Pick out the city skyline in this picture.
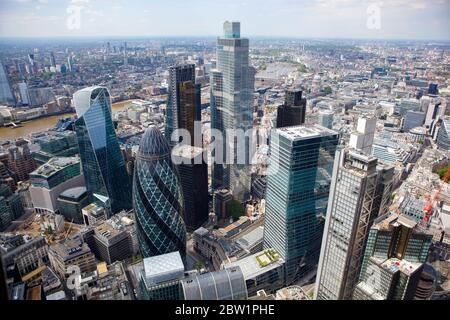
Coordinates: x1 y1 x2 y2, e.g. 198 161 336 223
0 0 449 41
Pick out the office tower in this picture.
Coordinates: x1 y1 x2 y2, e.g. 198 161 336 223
133 126 186 259
165 64 201 147
74 86 132 215
29 157 85 215
0 61 15 106
182 266 248 300
50 51 56 68
18 82 29 105
139 251 185 300
8 140 37 182
263 124 339 284
67 55 73 73
318 110 334 129
403 111 425 132
429 83 438 95
213 188 233 223
349 115 376 155
314 149 394 300
436 118 450 151
172 145 208 231
353 214 433 300
48 235 97 279
27 87 54 107
210 21 255 202
0 162 15 192
56 187 90 224
0 184 24 220
0 195 13 231
276 90 306 128
91 221 133 265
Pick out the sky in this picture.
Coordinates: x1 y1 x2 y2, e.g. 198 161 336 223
0 0 449 40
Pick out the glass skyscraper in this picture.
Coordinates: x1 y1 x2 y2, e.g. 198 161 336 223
263 124 339 285
314 149 394 300
165 64 201 147
210 21 255 202
0 61 15 106
73 86 131 215
133 126 186 259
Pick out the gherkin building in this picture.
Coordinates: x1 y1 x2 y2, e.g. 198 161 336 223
133 126 186 259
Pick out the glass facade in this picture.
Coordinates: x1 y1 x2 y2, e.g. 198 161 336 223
165 64 201 147
437 118 450 151
74 86 132 215
133 127 186 259
0 62 15 106
210 21 255 202
263 125 339 285
315 149 388 300
181 267 248 300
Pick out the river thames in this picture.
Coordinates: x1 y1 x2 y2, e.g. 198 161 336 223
0 100 133 141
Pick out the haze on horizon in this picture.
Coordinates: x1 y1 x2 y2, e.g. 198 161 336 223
0 0 449 41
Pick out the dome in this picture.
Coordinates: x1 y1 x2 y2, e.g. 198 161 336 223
138 126 170 159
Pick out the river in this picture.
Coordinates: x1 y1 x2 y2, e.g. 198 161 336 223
0 100 133 141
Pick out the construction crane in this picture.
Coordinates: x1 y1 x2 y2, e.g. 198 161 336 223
422 165 450 226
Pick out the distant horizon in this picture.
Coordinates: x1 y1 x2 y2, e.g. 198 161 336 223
0 35 449 43
0 0 449 41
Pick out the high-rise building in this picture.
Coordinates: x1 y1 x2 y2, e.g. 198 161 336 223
210 21 255 202
133 126 186 259
213 188 233 223
314 149 394 300
29 157 85 215
49 52 56 68
276 90 306 128
349 116 376 155
403 111 425 132
318 110 334 129
56 187 90 224
73 86 132 215
165 64 201 147
0 61 15 106
353 214 433 300
7 140 37 182
436 118 450 151
263 124 339 284
171 145 208 231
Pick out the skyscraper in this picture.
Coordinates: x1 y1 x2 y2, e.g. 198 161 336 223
263 124 339 285
165 64 201 147
349 115 376 155
210 21 255 202
0 61 15 106
133 126 186 259
276 90 306 128
352 214 433 300
73 86 131 215
172 145 208 231
314 148 394 300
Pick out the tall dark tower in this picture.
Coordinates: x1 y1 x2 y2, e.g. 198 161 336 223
133 126 186 259
276 90 306 128
165 64 201 147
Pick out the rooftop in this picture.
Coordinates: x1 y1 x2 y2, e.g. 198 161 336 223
142 251 185 286
31 157 80 178
225 248 284 279
276 124 338 141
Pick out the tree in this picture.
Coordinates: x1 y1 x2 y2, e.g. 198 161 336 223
227 200 245 221
323 86 332 95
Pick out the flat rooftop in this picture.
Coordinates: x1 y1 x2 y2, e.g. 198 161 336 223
171 145 204 160
381 258 422 276
276 124 338 141
225 248 284 279
31 157 79 178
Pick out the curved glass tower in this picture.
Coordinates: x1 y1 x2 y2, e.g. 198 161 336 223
73 86 131 215
133 126 186 259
